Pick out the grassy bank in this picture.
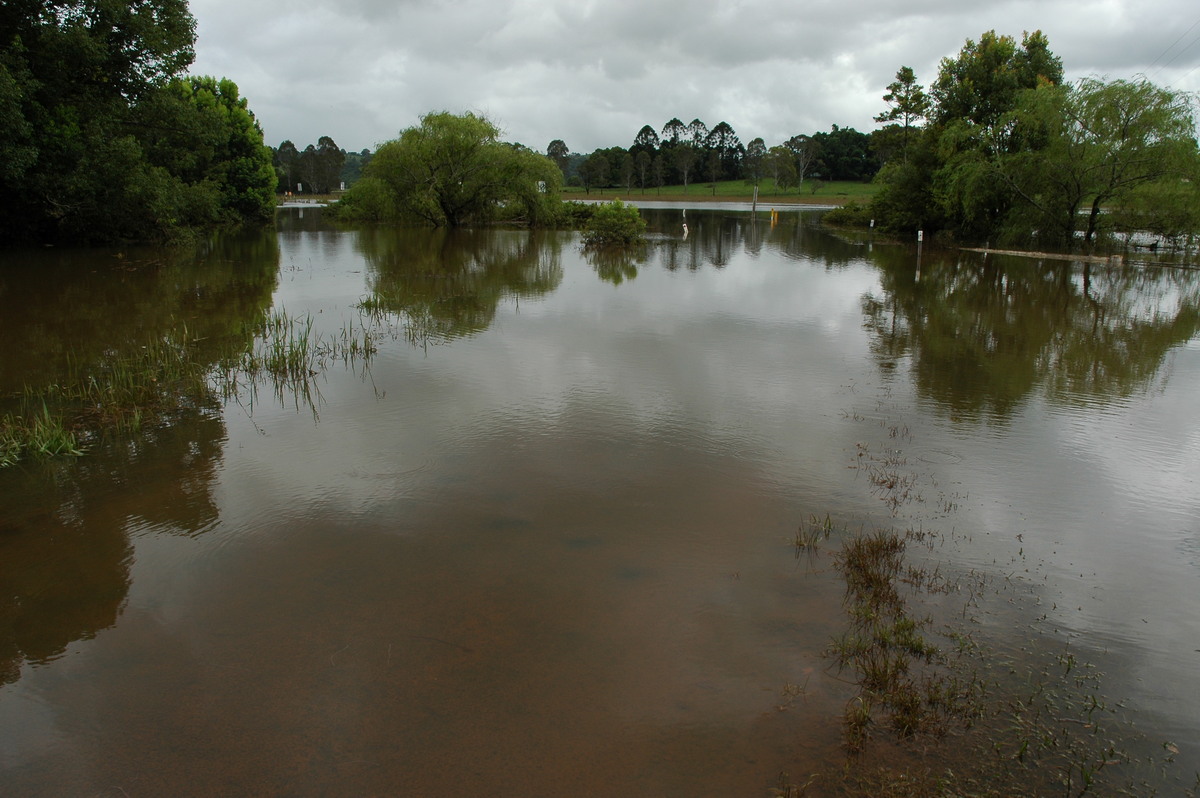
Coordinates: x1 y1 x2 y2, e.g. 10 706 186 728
563 177 879 205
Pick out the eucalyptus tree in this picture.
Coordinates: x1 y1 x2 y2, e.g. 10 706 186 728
275 140 300 192
652 153 666 192
631 125 660 156
546 139 570 174
673 143 700 193
635 151 651 192
766 145 797 191
743 137 767 187
618 152 633 191
580 151 610 193
297 136 345 194
705 121 742 179
705 149 721 193
785 134 818 190
661 118 687 145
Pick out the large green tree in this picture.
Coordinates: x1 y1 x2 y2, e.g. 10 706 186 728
811 126 874 181
343 111 561 227
0 1 274 244
995 77 1200 246
868 31 1200 248
546 139 570 176
930 30 1062 129
868 31 1063 239
135 76 276 221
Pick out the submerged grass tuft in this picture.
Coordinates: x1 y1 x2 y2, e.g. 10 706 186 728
2 308 386 469
1 402 84 464
794 513 834 552
829 527 958 753
803 517 1187 797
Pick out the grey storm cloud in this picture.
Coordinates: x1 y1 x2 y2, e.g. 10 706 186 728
188 0 1200 154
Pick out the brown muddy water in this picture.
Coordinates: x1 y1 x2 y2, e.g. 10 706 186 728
2 207 1199 795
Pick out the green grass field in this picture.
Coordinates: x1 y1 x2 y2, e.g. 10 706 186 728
563 177 879 205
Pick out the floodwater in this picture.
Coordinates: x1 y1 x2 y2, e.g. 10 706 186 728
1 207 1199 795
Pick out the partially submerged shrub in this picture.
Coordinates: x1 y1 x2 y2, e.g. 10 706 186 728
327 177 397 222
824 200 874 227
582 199 646 246
557 200 596 228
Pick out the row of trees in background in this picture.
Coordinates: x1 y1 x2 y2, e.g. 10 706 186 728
270 139 374 195
853 30 1200 248
0 1 277 245
548 119 876 195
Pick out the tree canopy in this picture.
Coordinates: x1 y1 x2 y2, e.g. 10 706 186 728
336 111 562 227
863 30 1200 248
0 1 275 244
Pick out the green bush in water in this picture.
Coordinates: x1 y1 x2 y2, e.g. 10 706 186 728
582 199 647 246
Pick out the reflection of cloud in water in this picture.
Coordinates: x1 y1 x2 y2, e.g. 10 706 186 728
217 235 881 524
9 211 1200 790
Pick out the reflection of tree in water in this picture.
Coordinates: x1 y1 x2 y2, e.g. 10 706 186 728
638 208 863 271
0 389 229 687
583 244 646 285
641 209 736 271
0 230 279 685
356 227 563 346
863 248 1200 419
0 229 280 393
275 205 334 234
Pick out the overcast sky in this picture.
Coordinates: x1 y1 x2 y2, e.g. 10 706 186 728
187 0 1200 154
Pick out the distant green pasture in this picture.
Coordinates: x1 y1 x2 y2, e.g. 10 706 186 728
563 177 879 204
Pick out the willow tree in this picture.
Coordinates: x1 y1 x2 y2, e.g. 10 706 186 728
996 77 1200 246
356 111 561 227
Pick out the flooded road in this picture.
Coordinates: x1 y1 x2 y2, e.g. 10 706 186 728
2 208 1198 794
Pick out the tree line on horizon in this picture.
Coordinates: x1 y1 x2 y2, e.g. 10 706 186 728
546 119 877 195
269 138 373 195
7 3 1193 249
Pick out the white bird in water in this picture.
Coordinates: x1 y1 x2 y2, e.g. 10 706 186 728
682 223 689 239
